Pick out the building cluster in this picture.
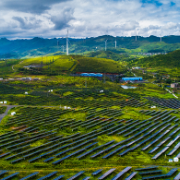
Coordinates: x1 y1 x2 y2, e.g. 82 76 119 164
171 83 180 89
80 73 103 77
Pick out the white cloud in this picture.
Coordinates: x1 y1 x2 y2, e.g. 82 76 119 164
0 0 180 38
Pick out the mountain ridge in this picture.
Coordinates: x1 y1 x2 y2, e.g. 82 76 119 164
1 35 180 59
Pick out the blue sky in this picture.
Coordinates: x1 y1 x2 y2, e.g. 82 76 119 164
141 0 163 7
0 0 179 39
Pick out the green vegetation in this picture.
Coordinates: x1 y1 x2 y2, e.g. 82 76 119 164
0 59 20 78
73 55 125 73
1 52 180 179
131 49 180 68
0 106 6 114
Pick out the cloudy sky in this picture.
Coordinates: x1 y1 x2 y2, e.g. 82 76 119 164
0 0 180 39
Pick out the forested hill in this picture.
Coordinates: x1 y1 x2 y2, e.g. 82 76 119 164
1 35 180 59
131 50 180 68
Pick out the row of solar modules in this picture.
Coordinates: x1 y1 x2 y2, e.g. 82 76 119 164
2 109 180 165
145 97 180 109
0 167 136 180
136 166 179 180
0 118 143 165
96 117 180 160
1 117 180 165
3 118 176 162
1 167 180 180
6 107 123 132
0 117 132 160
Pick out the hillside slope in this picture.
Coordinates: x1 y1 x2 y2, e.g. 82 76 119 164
131 49 180 68
14 55 126 74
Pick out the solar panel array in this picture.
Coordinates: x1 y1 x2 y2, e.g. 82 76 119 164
1 105 180 171
145 97 180 109
1 166 178 180
1 84 180 179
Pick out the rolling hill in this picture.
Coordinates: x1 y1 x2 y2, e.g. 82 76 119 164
14 55 126 75
131 49 180 68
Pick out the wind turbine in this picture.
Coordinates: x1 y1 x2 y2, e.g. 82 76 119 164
57 39 59 53
104 28 109 51
160 29 163 42
66 29 69 55
61 45 65 53
135 27 139 41
115 36 117 49
105 39 108 51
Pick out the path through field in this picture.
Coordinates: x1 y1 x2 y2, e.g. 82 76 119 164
0 105 17 123
2 165 180 174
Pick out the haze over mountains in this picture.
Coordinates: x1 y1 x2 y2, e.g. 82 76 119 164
1 35 180 59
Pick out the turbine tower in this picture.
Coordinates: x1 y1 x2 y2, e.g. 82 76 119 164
135 36 137 41
62 45 64 53
135 28 139 41
160 29 163 42
115 37 117 49
66 30 69 55
105 39 107 51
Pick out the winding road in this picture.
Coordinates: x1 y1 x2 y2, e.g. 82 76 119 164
0 105 17 123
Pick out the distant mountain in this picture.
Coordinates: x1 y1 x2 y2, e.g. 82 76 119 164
1 35 180 59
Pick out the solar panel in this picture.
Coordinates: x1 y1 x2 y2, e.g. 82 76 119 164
37 171 57 180
82 177 90 180
53 175 65 180
92 169 103 176
111 167 131 180
20 172 39 180
174 172 180 180
67 171 85 180
135 166 158 171
166 168 177 176
1 172 19 180
139 170 162 175
152 147 169 160
124 172 137 180
98 168 116 180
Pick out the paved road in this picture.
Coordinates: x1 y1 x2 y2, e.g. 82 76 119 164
0 105 17 123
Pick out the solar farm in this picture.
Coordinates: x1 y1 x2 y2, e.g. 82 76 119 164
1 79 180 180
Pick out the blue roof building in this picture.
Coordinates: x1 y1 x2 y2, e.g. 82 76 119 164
80 73 103 77
122 77 143 81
